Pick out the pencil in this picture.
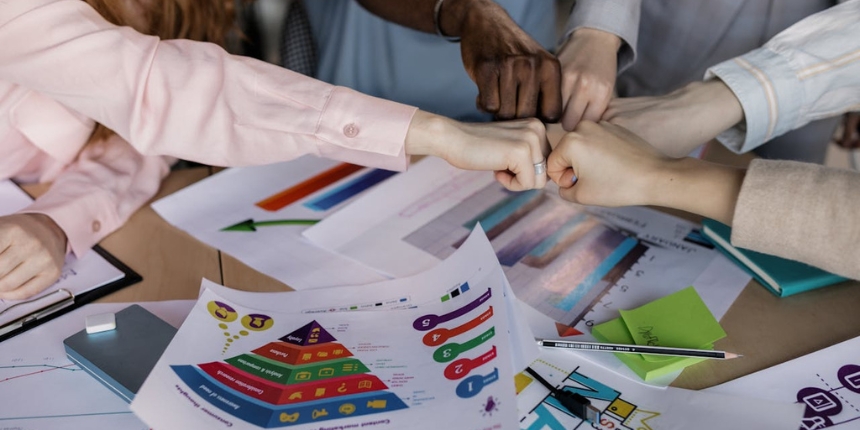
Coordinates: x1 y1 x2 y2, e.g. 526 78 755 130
536 339 742 360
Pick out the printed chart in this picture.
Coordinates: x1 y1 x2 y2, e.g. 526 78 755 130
403 184 648 335
304 157 750 344
151 157 396 289
132 276 519 430
708 336 860 429
172 320 407 427
0 355 144 428
516 348 803 430
0 301 193 430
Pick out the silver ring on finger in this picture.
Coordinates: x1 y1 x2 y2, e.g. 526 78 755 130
534 159 547 176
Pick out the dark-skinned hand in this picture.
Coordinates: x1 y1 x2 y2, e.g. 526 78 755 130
458 1 562 122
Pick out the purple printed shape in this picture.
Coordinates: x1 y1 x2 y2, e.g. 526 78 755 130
797 387 842 417
278 320 337 346
838 364 860 394
484 396 497 413
800 415 833 430
413 288 492 331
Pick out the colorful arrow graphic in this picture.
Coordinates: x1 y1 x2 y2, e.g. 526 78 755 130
221 219 319 232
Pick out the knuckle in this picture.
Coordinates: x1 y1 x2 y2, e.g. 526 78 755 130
524 118 545 134
477 61 500 78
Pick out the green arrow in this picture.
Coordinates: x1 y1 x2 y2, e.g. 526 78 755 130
221 218 319 232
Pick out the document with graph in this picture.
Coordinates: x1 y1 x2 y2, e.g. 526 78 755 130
132 228 526 430
151 156 395 289
303 157 751 381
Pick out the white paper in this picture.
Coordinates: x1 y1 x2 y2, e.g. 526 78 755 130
708 336 860 429
303 158 751 384
517 348 804 430
151 157 391 290
0 300 194 430
0 180 125 327
132 229 526 430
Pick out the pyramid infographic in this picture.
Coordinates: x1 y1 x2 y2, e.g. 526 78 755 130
172 321 408 427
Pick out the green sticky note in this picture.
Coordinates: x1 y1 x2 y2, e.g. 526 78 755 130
590 287 726 381
592 318 708 381
620 286 726 362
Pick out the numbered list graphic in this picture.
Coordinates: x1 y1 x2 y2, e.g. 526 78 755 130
172 320 408 428
414 286 502 415
517 360 660 430
796 364 860 429
404 185 647 336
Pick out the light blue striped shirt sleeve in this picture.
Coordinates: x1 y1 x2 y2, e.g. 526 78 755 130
705 0 860 153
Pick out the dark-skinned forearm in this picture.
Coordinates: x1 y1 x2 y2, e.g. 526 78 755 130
354 0 492 37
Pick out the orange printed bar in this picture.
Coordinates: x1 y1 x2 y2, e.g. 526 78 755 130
200 362 389 405
255 163 364 212
423 306 494 347
253 341 354 366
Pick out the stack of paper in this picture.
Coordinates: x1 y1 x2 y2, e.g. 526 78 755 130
131 229 537 430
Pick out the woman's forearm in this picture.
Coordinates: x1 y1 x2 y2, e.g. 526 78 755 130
649 157 746 225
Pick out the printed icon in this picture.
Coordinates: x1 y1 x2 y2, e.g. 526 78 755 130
337 383 348 393
280 412 299 423
309 327 321 344
343 363 357 372
481 396 499 417
302 353 312 361
358 380 373 389
312 408 329 419
241 313 274 332
802 392 838 412
319 368 335 377
846 370 860 389
296 371 311 381
339 403 356 415
315 388 326 397
288 391 303 400
207 301 238 322
839 366 860 392
333 349 344 356
367 400 387 409
801 416 830 430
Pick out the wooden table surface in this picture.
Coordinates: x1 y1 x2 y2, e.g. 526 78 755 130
24 143 858 391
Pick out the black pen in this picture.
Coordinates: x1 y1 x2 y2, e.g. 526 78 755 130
536 339 742 360
524 366 600 423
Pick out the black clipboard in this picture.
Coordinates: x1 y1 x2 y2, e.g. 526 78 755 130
0 245 141 343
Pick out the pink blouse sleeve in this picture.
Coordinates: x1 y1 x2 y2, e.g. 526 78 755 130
0 0 416 171
21 135 172 257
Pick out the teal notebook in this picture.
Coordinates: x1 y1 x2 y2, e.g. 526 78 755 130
702 219 847 297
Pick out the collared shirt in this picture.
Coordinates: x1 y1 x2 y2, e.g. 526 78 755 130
706 0 860 153
0 0 420 256
706 0 860 279
0 80 171 257
0 0 417 172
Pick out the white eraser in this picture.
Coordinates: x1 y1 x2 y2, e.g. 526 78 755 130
85 312 117 334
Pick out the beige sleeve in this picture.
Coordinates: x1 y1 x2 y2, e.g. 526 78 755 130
731 159 860 280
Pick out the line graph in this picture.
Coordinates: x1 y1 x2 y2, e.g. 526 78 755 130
0 363 80 384
0 356 146 429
